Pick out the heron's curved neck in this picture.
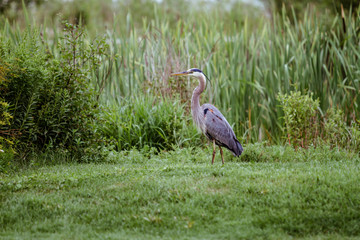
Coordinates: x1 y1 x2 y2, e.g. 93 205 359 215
191 74 206 121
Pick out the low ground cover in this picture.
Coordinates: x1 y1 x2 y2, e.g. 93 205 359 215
1 145 359 239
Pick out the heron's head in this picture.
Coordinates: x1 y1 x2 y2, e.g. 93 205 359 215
170 68 210 83
170 68 204 77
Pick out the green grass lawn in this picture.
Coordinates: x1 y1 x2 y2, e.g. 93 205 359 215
1 145 360 239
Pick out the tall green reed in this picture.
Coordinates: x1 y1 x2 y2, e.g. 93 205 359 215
2 6 359 146
97 7 359 144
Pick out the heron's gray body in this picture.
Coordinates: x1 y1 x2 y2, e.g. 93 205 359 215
171 68 243 163
190 69 243 157
199 103 243 156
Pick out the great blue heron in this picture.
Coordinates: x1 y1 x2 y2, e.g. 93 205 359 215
171 68 243 164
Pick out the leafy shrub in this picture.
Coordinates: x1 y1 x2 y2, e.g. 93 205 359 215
100 95 200 151
0 63 14 153
278 91 360 154
323 108 360 153
0 62 14 171
323 108 349 148
0 148 14 173
0 24 109 162
1 30 49 153
277 91 320 148
0 101 13 149
0 93 14 172
349 121 360 153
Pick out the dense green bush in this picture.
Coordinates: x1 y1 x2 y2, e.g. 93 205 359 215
0 63 13 152
277 91 320 148
0 59 14 171
0 24 109 162
323 108 360 153
278 91 360 153
0 100 13 152
348 121 360 153
323 108 349 148
100 96 201 151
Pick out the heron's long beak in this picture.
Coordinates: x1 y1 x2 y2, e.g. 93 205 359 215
170 71 189 76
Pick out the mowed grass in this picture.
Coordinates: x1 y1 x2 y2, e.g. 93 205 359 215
1 145 360 239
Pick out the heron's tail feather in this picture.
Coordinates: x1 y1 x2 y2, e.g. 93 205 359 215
232 138 243 157
214 135 243 157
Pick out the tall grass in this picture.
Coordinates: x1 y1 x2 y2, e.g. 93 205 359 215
2 5 360 145
99 95 200 151
96 7 360 144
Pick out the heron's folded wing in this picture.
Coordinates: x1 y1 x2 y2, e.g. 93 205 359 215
202 105 236 148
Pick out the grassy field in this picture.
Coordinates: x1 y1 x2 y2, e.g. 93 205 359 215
1 145 360 239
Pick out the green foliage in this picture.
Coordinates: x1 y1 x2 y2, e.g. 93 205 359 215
324 108 360 153
0 101 13 149
0 89 14 172
277 91 320 148
323 108 348 148
278 91 360 153
1 3 360 158
100 96 201 151
0 63 14 153
93 6 360 144
1 29 49 153
0 0 45 15
2 3 360 147
0 148 14 173
0 0 263 36
0 101 11 128
0 146 359 238
349 121 360 153
0 24 109 162
271 0 360 20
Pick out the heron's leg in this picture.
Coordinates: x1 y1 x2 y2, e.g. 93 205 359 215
212 139 216 165
219 146 224 165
